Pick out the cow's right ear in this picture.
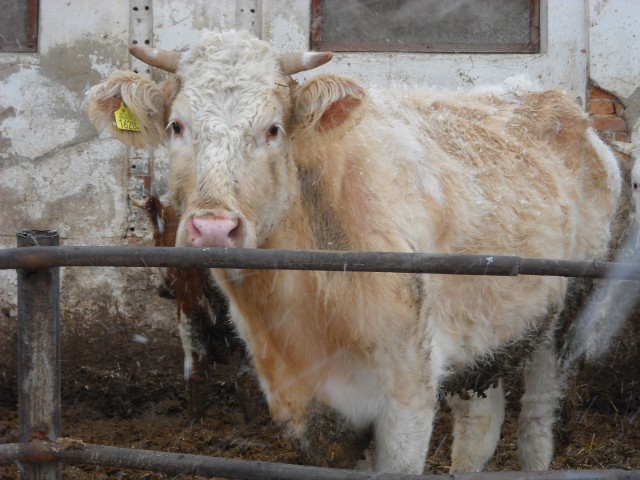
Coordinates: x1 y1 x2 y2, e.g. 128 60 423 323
85 71 169 148
292 74 367 136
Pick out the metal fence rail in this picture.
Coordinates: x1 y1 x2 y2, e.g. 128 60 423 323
1 441 639 480
3 229 640 480
3 244 640 279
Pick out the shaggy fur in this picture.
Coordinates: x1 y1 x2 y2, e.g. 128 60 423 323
86 30 621 474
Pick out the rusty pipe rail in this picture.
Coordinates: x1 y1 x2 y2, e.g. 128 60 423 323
15 230 61 480
2 244 640 279
5 230 640 479
1 440 639 480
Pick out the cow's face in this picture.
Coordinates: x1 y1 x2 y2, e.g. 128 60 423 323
170 34 299 249
87 31 366 249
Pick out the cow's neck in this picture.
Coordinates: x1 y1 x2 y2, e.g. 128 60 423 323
287 132 372 252
296 164 351 251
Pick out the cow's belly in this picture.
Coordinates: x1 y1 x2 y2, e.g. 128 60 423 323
440 319 552 397
428 273 565 368
318 351 390 428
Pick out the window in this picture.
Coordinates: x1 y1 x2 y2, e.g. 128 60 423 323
0 0 39 53
311 0 540 54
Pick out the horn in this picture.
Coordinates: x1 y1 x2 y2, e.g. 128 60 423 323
129 45 180 73
280 51 333 76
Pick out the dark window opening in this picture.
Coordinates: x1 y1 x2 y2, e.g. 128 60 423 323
311 0 540 54
0 0 39 53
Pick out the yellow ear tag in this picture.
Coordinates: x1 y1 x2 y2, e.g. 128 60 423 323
114 102 141 132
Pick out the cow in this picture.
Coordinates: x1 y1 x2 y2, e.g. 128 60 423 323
86 30 621 474
130 194 235 419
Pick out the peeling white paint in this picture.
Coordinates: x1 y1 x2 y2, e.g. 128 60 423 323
589 0 640 100
1 69 81 159
88 52 120 79
38 2 130 56
266 13 309 51
588 0 640 152
0 139 128 240
153 0 235 51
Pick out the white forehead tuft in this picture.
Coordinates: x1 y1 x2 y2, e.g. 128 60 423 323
178 30 283 91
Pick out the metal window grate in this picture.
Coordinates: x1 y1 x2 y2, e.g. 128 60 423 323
311 0 540 54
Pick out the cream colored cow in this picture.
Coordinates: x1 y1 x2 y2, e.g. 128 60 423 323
87 30 621 474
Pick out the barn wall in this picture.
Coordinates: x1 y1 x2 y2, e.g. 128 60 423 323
285 0 590 99
1 0 638 334
0 2 176 334
589 0 640 143
588 0 640 265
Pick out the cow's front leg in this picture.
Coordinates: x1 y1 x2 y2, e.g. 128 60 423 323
374 386 436 473
518 341 563 470
446 380 506 472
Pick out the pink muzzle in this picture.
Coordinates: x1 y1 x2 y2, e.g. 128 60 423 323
186 211 240 248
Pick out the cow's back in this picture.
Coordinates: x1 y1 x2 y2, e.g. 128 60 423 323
371 86 620 260
331 85 623 364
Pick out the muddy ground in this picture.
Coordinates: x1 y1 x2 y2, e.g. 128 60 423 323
1 308 639 479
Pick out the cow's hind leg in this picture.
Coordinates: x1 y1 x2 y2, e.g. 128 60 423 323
447 380 506 472
518 341 563 470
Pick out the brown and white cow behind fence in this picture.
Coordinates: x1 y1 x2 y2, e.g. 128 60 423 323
130 194 236 418
86 30 621 474
131 194 268 424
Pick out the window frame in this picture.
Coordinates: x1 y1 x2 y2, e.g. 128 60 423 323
310 0 540 54
0 0 39 53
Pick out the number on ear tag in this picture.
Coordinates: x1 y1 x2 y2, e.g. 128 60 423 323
114 102 141 132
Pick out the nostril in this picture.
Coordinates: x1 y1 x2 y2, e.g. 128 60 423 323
186 216 203 244
227 218 243 244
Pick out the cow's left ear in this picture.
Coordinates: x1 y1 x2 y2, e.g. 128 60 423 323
292 74 367 134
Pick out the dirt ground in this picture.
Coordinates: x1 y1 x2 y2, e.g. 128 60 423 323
1 308 639 479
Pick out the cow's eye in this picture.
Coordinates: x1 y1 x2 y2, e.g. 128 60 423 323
266 124 280 142
167 120 183 135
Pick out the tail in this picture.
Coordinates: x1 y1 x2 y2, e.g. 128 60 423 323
561 134 630 370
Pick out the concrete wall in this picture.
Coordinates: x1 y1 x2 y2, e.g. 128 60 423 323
0 2 169 331
589 0 640 143
1 0 638 332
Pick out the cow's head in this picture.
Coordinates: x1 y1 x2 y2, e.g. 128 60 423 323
87 30 366 249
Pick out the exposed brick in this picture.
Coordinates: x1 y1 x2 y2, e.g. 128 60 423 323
589 99 615 115
613 101 625 115
614 132 630 142
591 114 628 133
595 130 607 142
589 86 616 100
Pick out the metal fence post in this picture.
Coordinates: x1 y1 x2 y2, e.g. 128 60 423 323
16 230 61 480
